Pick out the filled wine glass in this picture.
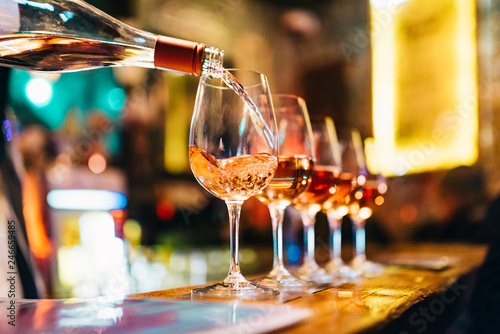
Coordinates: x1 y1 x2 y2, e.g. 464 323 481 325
293 116 342 284
344 130 387 277
321 129 361 281
189 69 279 300
253 94 315 292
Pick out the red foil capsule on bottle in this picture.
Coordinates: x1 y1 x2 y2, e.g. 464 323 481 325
154 35 205 76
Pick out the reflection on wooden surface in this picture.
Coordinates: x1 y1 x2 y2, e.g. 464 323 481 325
131 243 487 333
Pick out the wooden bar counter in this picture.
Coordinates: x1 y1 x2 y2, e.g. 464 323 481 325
131 243 487 334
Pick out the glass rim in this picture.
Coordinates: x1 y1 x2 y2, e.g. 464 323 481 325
272 93 308 111
200 68 268 90
271 93 305 102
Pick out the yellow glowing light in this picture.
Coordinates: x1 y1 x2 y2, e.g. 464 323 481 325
164 74 191 173
335 205 349 218
58 246 80 287
338 290 353 298
370 0 478 176
354 189 364 200
374 196 385 206
123 219 142 247
359 207 373 220
309 204 322 215
350 203 360 214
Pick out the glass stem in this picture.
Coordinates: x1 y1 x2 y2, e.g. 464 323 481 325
327 211 343 263
352 216 366 263
270 206 286 270
225 201 244 282
301 210 316 265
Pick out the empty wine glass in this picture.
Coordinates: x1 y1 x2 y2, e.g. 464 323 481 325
189 69 279 300
293 116 342 284
345 130 386 277
252 94 315 292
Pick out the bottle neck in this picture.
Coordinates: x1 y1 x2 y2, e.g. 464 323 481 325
200 45 224 77
153 36 223 76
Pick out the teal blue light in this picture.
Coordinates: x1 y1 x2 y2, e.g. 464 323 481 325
8 68 125 130
108 88 126 112
47 189 127 210
59 10 74 22
105 132 121 156
239 117 247 136
17 0 54 11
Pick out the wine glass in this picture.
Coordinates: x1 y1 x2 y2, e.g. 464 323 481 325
252 94 315 292
293 116 341 284
345 129 386 277
189 69 279 300
322 131 359 281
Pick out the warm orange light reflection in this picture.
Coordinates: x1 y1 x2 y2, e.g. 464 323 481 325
88 153 107 174
23 171 52 259
400 203 418 224
374 196 385 206
32 299 54 330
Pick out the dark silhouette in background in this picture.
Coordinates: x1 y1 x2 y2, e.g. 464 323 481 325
414 165 490 244
463 194 500 333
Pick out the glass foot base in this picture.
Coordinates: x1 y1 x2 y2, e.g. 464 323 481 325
191 280 278 301
294 261 333 284
325 259 359 282
351 258 384 278
252 267 315 292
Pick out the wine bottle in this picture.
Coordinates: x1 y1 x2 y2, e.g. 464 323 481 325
0 0 223 76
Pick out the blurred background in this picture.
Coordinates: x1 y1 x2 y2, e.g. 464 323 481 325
3 0 500 298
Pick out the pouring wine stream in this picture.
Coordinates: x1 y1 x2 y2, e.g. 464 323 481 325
219 69 276 153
